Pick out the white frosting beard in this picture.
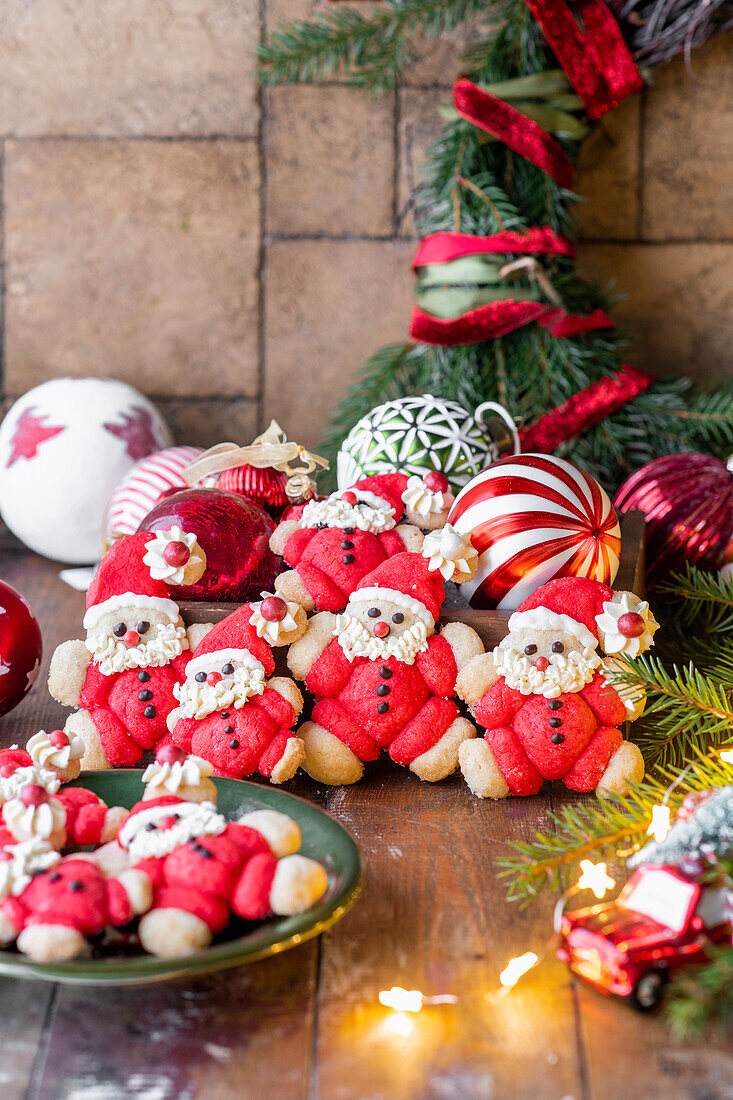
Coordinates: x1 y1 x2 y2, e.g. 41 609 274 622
173 663 266 720
494 645 601 698
119 801 226 860
2 796 66 842
300 495 395 533
86 622 188 676
0 839 60 900
334 614 429 665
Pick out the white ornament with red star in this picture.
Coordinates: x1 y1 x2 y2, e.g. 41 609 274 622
0 378 172 563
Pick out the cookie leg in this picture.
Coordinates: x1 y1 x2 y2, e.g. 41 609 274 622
595 740 645 798
17 924 86 962
259 731 305 784
88 707 144 768
298 721 364 785
64 710 111 771
388 698 474 782
139 908 212 958
459 738 511 799
564 726 623 793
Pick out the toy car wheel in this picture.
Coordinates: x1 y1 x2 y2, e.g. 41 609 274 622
631 968 668 1012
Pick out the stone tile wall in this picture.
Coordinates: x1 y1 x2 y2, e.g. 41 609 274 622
0 4 730 452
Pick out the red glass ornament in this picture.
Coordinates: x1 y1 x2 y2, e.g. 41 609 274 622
140 488 279 602
0 581 42 717
218 464 289 519
615 454 733 586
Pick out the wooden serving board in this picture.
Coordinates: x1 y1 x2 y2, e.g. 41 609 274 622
179 510 646 650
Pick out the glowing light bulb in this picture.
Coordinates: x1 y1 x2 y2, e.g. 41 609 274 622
378 987 424 1013
721 748 733 765
382 1012 414 1037
578 859 615 899
499 951 539 989
646 804 672 843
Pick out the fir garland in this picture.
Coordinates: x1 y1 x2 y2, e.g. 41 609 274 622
259 0 733 492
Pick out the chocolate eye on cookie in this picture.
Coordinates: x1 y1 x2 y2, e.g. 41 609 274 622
524 644 537 655
221 662 234 675
392 613 404 624
137 621 150 635
195 671 207 683
368 607 381 618
113 623 127 638
552 641 564 653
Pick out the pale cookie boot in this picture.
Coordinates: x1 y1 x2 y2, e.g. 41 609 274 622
410 717 476 782
596 741 645 798
299 721 364 785
459 738 510 799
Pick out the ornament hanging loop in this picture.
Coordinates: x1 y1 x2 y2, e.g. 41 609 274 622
474 401 521 457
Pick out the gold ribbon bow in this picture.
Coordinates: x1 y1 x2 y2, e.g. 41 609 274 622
181 420 329 486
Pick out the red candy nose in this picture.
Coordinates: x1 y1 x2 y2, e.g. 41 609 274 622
163 540 191 567
341 491 357 505
617 611 645 638
20 784 48 807
206 671 222 686
158 815 178 831
424 470 449 493
373 621 390 638
123 630 140 647
48 729 69 749
156 744 186 766
260 595 287 622
535 656 549 671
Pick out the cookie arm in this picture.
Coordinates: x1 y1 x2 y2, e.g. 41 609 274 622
580 672 627 727
79 661 112 709
305 639 353 699
474 680 524 729
281 526 317 566
415 635 458 696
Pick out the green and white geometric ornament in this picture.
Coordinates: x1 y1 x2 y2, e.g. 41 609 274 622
337 394 519 493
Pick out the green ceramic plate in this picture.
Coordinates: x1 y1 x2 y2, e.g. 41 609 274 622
0 771 362 986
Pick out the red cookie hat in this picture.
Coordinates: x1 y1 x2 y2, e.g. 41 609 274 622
347 473 409 517
185 605 276 680
353 551 446 626
83 533 180 631
508 577 614 650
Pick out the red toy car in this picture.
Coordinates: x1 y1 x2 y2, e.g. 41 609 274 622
556 863 732 1010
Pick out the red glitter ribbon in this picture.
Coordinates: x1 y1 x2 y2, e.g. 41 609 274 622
519 365 654 451
452 79 575 188
411 230 615 345
523 0 643 119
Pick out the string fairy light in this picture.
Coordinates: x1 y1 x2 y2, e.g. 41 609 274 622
721 748 733 765
498 951 540 989
646 803 672 843
577 859 615 899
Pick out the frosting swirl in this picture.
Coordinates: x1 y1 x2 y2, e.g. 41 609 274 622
3 795 66 842
595 592 659 657
142 755 213 794
249 592 300 645
0 765 60 803
142 526 207 585
27 730 83 771
422 524 478 581
401 476 447 520
0 839 60 900
299 494 395 533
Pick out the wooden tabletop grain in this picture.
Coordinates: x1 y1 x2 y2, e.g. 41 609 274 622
1 547 731 1100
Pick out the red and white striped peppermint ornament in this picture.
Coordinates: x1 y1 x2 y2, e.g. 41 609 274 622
104 445 203 547
448 454 621 610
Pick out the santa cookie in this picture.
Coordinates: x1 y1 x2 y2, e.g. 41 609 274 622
0 728 86 809
0 841 152 962
0 782 126 851
270 472 453 614
117 795 328 958
287 525 484 785
456 578 658 800
169 598 307 784
48 530 209 770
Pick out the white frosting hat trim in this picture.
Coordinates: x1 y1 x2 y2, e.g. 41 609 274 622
352 586 434 627
185 648 265 679
83 594 180 631
341 488 393 512
507 608 598 651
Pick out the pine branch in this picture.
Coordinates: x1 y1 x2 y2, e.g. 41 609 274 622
661 565 733 635
499 752 733 905
665 946 733 1037
607 654 733 769
257 0 494 91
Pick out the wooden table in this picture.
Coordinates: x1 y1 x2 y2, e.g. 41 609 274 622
2 547 731 1100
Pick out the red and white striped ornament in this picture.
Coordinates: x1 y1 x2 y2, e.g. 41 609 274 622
104 445 203 547
448 454 621 610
